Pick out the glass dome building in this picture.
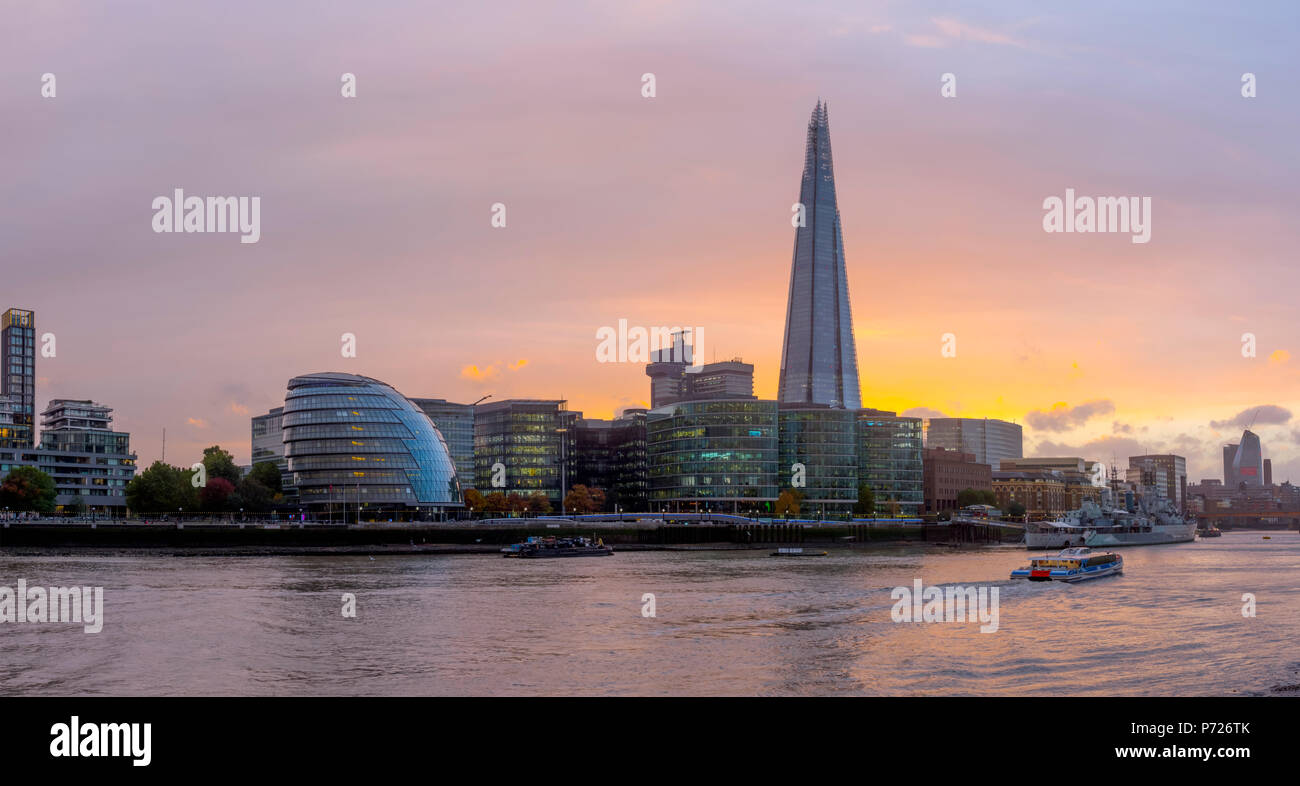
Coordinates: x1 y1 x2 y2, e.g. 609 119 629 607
282 372 461 520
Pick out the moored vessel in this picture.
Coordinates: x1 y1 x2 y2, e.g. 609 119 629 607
1025 494 1196 549
769 547 828 557
504 535 613 558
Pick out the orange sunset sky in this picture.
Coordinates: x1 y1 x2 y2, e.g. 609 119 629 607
4 1 1298 483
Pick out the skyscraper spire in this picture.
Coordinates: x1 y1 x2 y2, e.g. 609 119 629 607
778 101 861 409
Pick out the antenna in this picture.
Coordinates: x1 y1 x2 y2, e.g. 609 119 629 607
161 427 166 464
1247 407 1262 430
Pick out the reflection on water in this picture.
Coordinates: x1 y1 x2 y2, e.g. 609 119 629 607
1 532 1297 696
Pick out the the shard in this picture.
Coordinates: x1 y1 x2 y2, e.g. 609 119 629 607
778 100 861 409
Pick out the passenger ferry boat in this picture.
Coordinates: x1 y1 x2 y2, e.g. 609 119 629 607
1025 495 1196 549
502 535 613 558
1010 547 1123 582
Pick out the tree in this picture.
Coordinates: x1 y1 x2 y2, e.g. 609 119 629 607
483 491 507 514
589 487 607 512
506 492 528 515
1007 501 1027 519
956 488 998 507
233 475 275 513
63 496 87 517
525 492 552 515
853 485 875 516
1 466 58 514
199 477 235 510
774 488 805 518
463 488 486 514
248 461 282 494
126 461 200 514
564 485 597 515
202 446 242 486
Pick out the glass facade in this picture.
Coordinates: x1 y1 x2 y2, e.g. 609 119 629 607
778 103 861 410
925 418 1023 470
473 400 565 503
282 372 461 518
251 406 294 498
409 398 475 491
778 405 857 517
646 399 778 513
856 408 923 516
1 308 36 448
571 409 648 511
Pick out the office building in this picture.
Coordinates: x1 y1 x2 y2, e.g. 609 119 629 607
281 372 461 519
925 418 1023 469
570 408 648 512
646 331 755 408
778 404 858 518
410 398 476 493
777 102 861 410
251 406 294 498
646 399 779 513
1127 454 1187 511
856 408 923 516
474 399 566 504
922 447 992 514
1225 430 1264 488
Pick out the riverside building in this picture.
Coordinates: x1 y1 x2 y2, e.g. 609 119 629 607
778 403 857 518
645 399 779 514
0 399 136 515
281 372 461 520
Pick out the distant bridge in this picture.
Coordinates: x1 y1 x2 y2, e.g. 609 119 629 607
1196 509 1300 528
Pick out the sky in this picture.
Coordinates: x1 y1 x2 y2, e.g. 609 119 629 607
3 1 1298 483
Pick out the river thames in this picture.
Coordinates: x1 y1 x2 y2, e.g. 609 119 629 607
2 531 1297 696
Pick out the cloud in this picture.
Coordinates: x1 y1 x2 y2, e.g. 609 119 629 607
904 34 945 48
905 17 1035 50
1269 349 1289 365
1032 434 1153 466
1209 405 1292 429
461 364 500 381
904 407 948 418
1112 421 1133 434
462 359 530 382
228 402 250 415
1025 400 1115 432
186 417 209 428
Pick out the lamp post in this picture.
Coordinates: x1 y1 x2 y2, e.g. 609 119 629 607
557 425 568 515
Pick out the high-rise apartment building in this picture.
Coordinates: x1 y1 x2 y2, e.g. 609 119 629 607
1 308 36 448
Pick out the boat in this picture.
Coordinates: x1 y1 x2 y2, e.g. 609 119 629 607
1024 493 1196 549
1197 525 1222 538
504 535 613 558
1010 547 1123 582
769 547 828 557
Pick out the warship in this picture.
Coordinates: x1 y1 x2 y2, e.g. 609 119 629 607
1025 492 1196 549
